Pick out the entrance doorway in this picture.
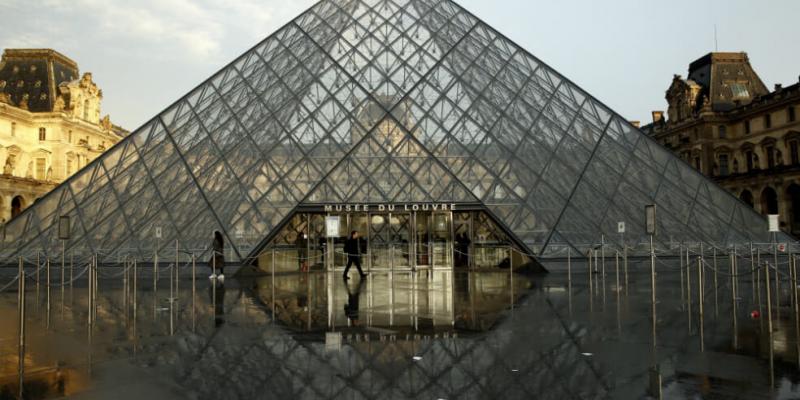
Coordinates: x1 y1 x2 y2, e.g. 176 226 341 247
258 208 535 273
340 210 453 271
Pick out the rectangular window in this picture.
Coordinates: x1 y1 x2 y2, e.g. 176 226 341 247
719 154 729 176
765 114 772 129
694 157 701 172
66 158 73 175
38 127 46 141
790 107 797 123
68 130 72 143
35 158 46 180
791 140 799 165
766 145 775 168
718 125 727 139
744 120 751 134
10 122 15 137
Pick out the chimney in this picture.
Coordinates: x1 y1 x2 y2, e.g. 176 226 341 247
629 121 641 128
775 84 783 92
652 111 665 124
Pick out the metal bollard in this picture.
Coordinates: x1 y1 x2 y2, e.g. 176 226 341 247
615 251 620 294
272 249 276 320
93 256 98 323
697 256 704 352
649 235 657 351
624 245 629 295
88 256 94 327
680 246 685 302
601 235 605 279
133 259 138 317
46 257 51 329
192 253 196 333
731 253 738 350
587 249 593 299
775 256 781 327
750 243 756 303
567 247 572 287
792 255 800 369
510 248 514 314
687 251 692 333
18 257 26 400
568 247 573 315
713 247 719 318
175 239 179 301
765 262 774 388
36 252 40 308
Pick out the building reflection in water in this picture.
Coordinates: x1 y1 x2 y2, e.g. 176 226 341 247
248 269 534 337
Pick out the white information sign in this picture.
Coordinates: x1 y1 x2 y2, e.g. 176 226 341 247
768 215 780 232
617 222 626 234
155 226 162 239
325 216 340 238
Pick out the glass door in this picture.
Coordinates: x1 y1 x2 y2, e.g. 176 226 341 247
414 212 431 268
368 213 391 270
388 213 411 269
431 211 453 268
369 212 412 270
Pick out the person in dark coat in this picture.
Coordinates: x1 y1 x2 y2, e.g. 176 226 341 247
458 232 471 268
343 230 366 280
297 233 309 271
210 231 225 277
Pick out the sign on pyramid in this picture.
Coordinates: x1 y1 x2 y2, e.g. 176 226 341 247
0 0 785 265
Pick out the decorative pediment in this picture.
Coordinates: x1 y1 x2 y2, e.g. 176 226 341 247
666 75 703 123
58 72 103 124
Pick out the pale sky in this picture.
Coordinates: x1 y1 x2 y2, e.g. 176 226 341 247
1 0 799 131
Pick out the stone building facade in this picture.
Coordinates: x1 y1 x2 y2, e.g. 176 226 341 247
0 49 126 223
642 52 800 235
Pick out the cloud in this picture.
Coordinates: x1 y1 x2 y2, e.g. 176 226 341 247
12 0 299 61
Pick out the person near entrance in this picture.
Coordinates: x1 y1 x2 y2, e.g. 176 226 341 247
456 232 471 268
343 230 367 280
296 233 309 272
209 231 225 280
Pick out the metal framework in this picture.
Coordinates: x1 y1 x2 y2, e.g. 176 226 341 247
0 0 785 264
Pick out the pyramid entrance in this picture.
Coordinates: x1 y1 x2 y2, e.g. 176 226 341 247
254 205 542 273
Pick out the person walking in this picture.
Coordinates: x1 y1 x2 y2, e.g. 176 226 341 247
297 233 309 272
343 230 366 280
210 231 225 280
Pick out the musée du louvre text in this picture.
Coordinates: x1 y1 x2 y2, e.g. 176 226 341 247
323 203 459 213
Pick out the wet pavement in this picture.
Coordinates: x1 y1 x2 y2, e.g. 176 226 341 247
1 255 800 399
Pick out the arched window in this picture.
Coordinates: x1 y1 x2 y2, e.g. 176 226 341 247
11 195 24 218
761 187 779 215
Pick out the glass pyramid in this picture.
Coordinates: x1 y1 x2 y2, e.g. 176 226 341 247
0 0 784 264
